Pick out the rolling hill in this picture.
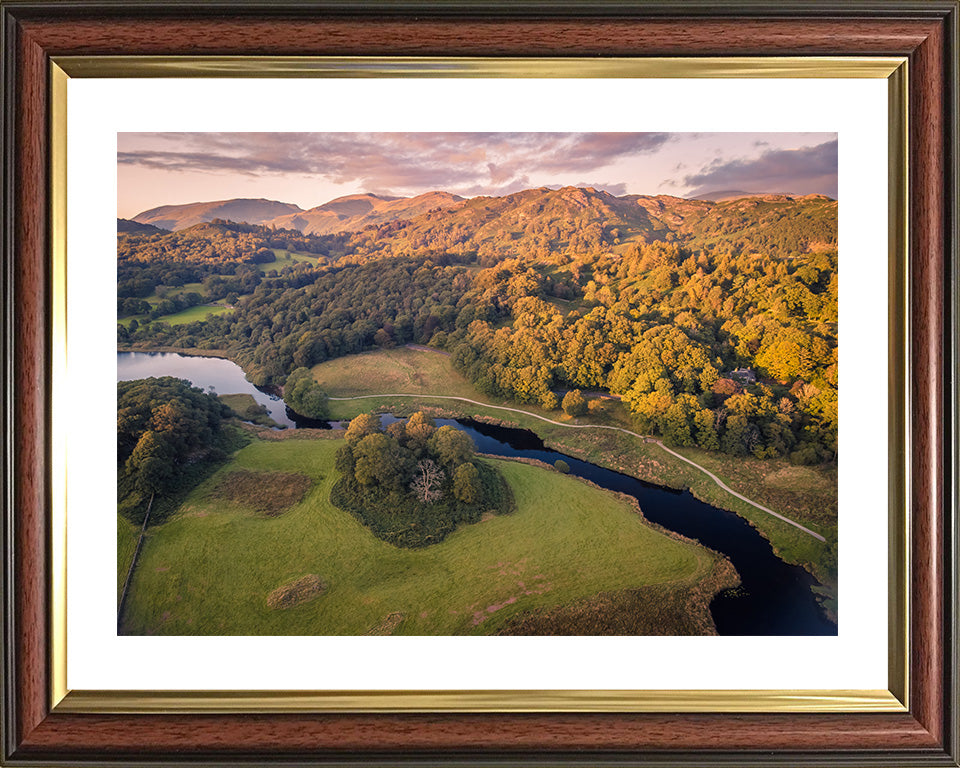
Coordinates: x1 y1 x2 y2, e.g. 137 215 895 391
117 218 168 234
264 191 465 235
333 186 838 264
132 198 303 231
124 187 838 268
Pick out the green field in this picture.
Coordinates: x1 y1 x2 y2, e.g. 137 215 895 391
311 346 481 402
305 347 837 596
120 439 722 635
150 282 205 303
261 249 319 274
120 303 232 328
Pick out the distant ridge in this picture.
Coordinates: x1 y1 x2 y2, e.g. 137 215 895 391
132 198 303 232
692 190 764 201
128 187 837 259
118 218 168 234
265 191 465 236
691 189 836 203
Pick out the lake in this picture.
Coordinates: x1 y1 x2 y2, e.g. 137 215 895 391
118 351 312 429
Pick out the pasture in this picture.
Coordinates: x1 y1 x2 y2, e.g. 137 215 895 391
120 438 720 635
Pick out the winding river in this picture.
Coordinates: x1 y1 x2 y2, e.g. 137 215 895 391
118 350 837 636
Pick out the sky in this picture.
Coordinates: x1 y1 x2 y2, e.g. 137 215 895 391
117 132 838 219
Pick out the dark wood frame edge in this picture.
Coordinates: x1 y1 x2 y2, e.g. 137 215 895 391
1 2 957 765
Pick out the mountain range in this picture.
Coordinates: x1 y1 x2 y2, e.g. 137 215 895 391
132 198 303 231
131 192 465 234
129 188 836 249
122 186 837 271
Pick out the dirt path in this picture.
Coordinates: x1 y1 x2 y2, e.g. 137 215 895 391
327 392 825 542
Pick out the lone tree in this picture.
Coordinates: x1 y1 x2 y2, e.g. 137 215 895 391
410 459 444 503
562 389 587 417
283 367 329 419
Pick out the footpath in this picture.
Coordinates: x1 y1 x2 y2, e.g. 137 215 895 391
327 392 825 542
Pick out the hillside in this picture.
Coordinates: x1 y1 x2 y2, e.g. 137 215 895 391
120 184 838 472
129 187 837 264
118 218 167 234
265 191 465 235
332 186 837 265
132 198 302 231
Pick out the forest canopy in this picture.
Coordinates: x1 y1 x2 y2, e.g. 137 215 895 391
118 377 236 522
120 189 838 465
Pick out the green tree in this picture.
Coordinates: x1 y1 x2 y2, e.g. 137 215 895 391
429 425 475 468
334 444 356 476
283 367 329 419
452 462 481 504
353 433 409 490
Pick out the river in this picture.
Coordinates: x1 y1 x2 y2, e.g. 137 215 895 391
118 350 837 636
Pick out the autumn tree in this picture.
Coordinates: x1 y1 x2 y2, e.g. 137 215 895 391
562 389 587 417
405 411 437 455
345 413 382 443
452 462 481 504
429 426 475 468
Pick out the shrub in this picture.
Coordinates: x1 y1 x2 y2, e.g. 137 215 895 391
540 391 559 411
562 389 587 417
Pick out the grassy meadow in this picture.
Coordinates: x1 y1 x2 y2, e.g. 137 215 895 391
306 347 837 594
119 302 232 328
120 438 723 636
311 346 479 403
261 248 319 274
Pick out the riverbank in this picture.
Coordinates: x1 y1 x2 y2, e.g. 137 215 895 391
323 394 836 603
486 453 741 635
119 343 234 360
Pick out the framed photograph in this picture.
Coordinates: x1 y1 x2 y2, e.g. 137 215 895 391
2 1 957 765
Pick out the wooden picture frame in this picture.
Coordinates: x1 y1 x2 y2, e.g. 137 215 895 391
2 1 957 764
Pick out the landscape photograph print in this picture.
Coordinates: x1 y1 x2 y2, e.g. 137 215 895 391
116 131 839 637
